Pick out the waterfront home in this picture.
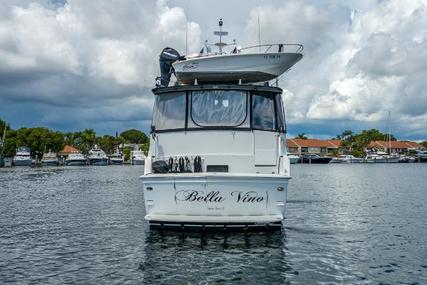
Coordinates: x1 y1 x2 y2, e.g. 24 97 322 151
367 140 424 154
287 139 341 156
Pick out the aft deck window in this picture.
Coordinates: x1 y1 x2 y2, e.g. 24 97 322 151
152 92 186 130
190 90 248 127
252 93 276 131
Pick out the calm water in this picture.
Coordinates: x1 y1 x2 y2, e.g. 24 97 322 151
0 164 426 284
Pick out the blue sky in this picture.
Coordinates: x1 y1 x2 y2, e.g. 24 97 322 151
0 0 427 140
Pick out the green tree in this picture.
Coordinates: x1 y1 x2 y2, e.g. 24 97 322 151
79 129 96 154
120 129 148 144
96 135 116 154
421 141 427 148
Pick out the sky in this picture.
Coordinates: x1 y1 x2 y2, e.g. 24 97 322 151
0 0 427 140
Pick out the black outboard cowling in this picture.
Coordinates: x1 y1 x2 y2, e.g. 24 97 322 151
158 47 182 87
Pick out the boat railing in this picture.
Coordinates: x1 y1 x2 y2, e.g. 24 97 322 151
239 43 304 54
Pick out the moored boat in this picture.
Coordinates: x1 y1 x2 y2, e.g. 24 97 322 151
13 147 32 166
287 153 300 164
109 149 124 165
41 150 59 166
415 150 427 162
365 152 400 163
131 149 145 165
330 155 363 163
65 153 87 166
87 145 108 166
299 154 332 164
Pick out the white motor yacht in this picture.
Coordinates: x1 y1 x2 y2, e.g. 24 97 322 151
131 149 146 165
41 150 59 166
330 155 364 163
158 19 303 87
13 147 32 166
415 150 427 162
87 145 108 166
109 149 124 165
287 153 300 164
65 153 87 166
365 151 400 163
142 83 293 230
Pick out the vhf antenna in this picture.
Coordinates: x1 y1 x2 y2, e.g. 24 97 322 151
214 18 228 54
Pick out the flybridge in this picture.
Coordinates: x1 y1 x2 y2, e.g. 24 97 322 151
156 19 303 87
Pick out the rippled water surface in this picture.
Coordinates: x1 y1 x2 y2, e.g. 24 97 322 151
1 164 426 284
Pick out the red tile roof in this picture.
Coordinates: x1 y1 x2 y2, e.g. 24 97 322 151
368 140 424 149
59 145 80 154
287 139 340 148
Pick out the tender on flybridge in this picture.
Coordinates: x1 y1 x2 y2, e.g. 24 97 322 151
142 19 303 230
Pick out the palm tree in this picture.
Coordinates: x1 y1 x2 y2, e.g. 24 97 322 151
295 133 308 139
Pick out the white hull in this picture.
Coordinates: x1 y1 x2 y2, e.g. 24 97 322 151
132 159 145 165
66 159 86 166
13 158 32 166
173 53 302 84
288 155 299 164
142 173 289 225
41 159 59 166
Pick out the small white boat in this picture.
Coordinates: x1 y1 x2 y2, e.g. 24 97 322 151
330 155 364 163
131 149 145 165
415 150 427 162
365 152 400 163
287 153 300 164
41 150 59 166
158 19 303 86
109 149 124 165
65 153 87 166
88 145 108 166
13 147 32 166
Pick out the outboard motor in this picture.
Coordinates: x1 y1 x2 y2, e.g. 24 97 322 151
157 47 182 87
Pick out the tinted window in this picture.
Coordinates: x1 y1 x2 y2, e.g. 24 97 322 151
252 94 276 131
275 94 285 132
191 90 248 127
152 92 186 130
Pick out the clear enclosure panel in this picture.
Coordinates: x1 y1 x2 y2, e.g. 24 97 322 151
152 92 186 131
190 90 248 127
252 93 276 131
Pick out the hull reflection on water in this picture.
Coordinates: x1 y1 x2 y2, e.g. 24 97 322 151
141 230 296 284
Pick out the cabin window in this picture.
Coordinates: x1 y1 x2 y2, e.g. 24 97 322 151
275 94 286 132
190 90 248 127
252 93 276 131
152 92 186 130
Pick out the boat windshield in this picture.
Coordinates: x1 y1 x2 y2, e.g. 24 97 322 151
151 89 286 132
152 92 186 130
190 90 248 127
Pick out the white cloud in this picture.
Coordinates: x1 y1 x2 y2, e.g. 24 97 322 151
245 0 427 139
1 0 427 138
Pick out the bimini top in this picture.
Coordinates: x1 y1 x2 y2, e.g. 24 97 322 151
152 83 283 95
156 19 303 87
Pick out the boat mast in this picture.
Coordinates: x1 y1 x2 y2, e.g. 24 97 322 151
214 18 228 54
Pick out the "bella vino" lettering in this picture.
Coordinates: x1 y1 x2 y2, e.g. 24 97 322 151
174 190 265 204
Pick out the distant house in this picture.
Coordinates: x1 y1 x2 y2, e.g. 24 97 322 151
58 145 80 157
287 139 342 155
367 141 424 154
